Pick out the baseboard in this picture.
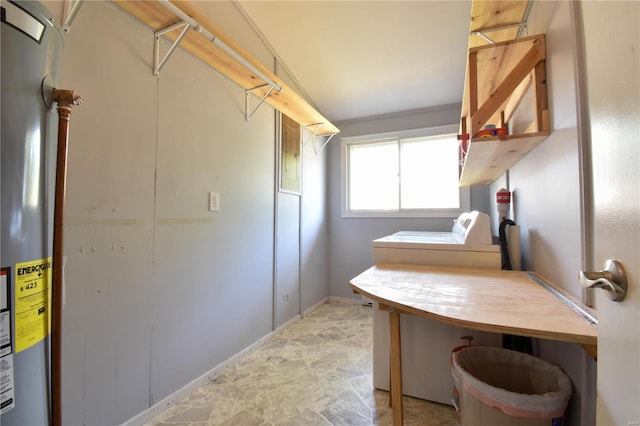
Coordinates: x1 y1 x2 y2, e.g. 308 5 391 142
122 298 341 425
122 329 275 426
273 313 302 334
328 296 363 305
302 296 329 316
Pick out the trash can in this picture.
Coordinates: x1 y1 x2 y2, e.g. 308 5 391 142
451 346 572 426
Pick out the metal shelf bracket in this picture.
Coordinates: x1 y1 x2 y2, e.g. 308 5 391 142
470 0 532 43
154 22 191 76
156 0 283 95
245 84 274 120
151 0 284 118
303 123 336 155
313 133 336 155
471 21 527 44
60 0 335 134
302 123 323 146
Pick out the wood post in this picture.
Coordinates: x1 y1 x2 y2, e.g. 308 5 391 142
533 60 548 132
471 39 543 133
389 308 403 425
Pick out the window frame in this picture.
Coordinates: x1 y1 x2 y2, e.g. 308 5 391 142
340 124 470 218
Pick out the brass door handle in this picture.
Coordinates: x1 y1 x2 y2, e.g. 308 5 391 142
579 259 627 302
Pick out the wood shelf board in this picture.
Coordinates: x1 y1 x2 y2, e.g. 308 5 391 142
113 0 339 135
469 0 531 49
459 131 548 186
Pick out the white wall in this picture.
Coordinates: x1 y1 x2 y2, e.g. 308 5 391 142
301 133 330 311
494 1 583 298
275 191 301 328
50 1 329 424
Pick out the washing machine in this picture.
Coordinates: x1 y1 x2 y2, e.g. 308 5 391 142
371 211 518 405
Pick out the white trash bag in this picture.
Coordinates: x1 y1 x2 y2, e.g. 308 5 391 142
452 346 572 426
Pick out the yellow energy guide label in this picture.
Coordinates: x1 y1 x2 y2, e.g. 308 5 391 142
15 258 51 352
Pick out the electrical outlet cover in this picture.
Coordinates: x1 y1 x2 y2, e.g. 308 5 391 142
209 192 220 211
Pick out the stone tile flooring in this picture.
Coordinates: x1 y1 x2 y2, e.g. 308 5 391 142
145 301 456 426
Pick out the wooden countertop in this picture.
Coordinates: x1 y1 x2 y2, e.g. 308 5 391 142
350 264 597 346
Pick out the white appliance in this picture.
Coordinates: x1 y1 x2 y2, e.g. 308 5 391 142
371 211 513 405
373 211 500 268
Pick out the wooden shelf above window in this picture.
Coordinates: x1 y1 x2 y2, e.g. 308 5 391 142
459 1 549 186
112 0 339 135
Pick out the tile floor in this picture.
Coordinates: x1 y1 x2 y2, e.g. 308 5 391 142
145 301 456 426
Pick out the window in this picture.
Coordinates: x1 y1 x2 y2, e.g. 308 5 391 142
341 125 469 217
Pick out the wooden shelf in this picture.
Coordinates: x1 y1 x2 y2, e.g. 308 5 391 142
468 1 532 48
459 132 548 186
459 1 549 186
112 0 339 135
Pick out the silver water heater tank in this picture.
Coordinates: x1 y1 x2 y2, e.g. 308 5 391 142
1 0 63 424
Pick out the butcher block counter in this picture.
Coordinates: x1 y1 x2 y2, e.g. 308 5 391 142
349 263 597 425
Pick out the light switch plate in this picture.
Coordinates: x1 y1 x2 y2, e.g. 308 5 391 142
209 192 220 211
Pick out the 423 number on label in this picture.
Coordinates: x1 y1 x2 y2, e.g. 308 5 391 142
20 282 37 291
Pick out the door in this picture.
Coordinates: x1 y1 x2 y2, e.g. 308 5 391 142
580 1 639 425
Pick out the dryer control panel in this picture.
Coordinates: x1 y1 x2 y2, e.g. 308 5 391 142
451 211 492 245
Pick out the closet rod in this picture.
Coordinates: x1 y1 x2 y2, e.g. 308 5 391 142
157 0 283 93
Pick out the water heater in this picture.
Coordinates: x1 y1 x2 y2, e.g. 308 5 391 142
1 1 63 424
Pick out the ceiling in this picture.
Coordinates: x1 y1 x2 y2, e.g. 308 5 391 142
236 1 472 123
